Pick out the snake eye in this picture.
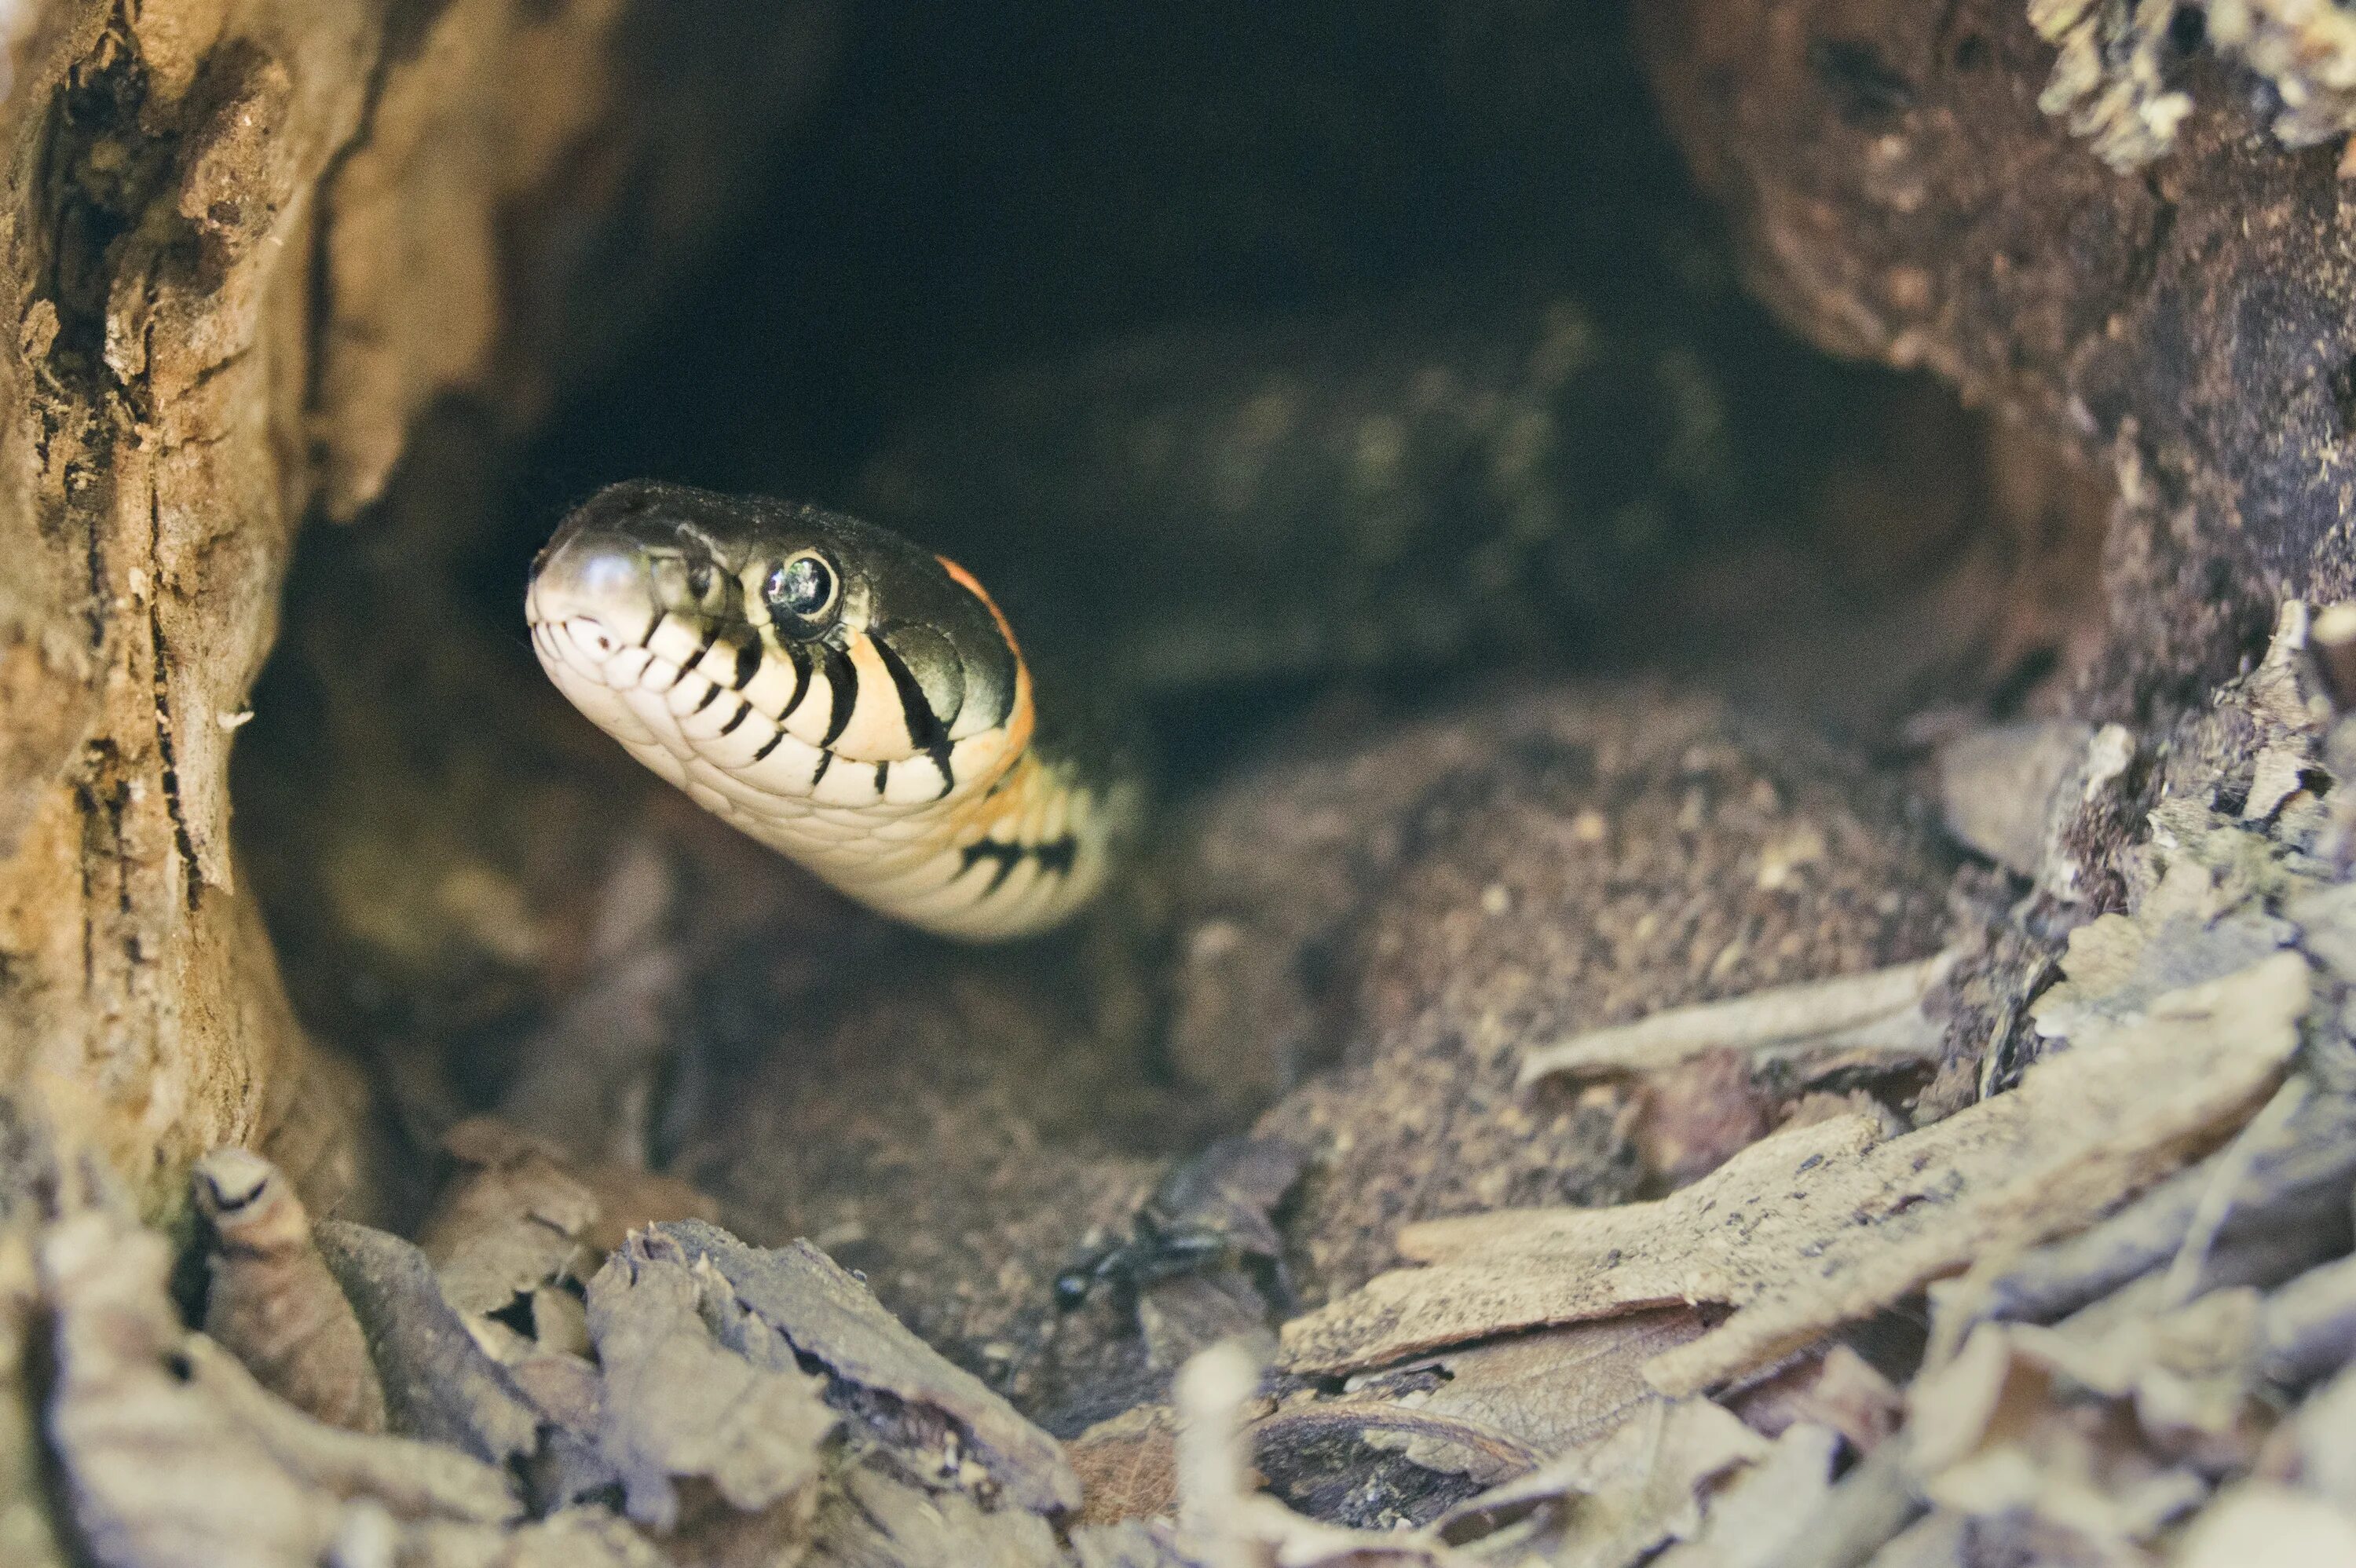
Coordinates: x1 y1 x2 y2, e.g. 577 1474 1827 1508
684 561 715 601
766 550 840 630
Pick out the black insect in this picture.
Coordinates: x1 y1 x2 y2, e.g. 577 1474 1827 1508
1054 1135 1304 1316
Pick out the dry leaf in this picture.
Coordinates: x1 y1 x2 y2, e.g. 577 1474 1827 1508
1174 1342 1470 1568
2263 1251 2356 1389
1285 954 2311 1394
1726 1343 1901 1454
1070 1405 1181 1527
654 1220 1081 1515
803 1454 1067 1568
1429 1396 1769 1568
313 1220 546 1467
1650 1422 1841 1568
180 1336 520 1525
1906 1320 2214 1555
1344 1309 1707 1471
193 1148 388 1438
40 1209 349 1568
585 1228 835 1530
421 1118 602 1318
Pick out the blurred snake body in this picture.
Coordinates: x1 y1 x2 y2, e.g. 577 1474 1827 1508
527 481 1136 940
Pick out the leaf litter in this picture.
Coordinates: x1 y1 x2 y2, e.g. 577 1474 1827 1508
27 601 2356 1566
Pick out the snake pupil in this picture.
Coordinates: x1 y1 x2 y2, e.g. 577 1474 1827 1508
767 553 838 625
685 561 714 600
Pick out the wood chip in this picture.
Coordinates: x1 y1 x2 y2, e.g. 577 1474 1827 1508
1286 954 2312 1394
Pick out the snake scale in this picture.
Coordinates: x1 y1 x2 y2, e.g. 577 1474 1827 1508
529 481 1137 939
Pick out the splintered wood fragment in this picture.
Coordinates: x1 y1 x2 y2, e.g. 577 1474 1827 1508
1517 951 1958 1087
1286 953 2312 1395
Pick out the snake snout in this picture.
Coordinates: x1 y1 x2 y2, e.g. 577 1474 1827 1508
527 521 660 662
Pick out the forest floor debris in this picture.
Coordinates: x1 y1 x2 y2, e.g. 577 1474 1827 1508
22 605 2356 1566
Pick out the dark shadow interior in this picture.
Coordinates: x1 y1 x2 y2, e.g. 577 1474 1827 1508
234 0 2110 1229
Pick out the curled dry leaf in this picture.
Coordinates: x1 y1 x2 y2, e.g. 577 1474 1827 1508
1960 1087 2356 1332
653 1220 1081 1515
584 1228 835 1530
193 1146 388 1436
1285 953 2312 1395
312 1219 546 1467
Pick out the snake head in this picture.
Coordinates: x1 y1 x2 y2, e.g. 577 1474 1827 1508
528 480 1022 759
525 481 1121 941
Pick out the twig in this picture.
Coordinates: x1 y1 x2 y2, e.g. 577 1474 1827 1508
1519 952 1959 1087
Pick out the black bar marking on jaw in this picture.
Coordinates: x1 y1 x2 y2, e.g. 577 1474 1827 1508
819 644 859 748
958 833 1081 897
874 762 890 797
777 642 813 720
960 839 1024 896
691 682 723 714
716 701 751 736
638 612 664 649
811 750 833 788
730 641 761 689
686 617 722 672
872 630 957 797
752 728 785 763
